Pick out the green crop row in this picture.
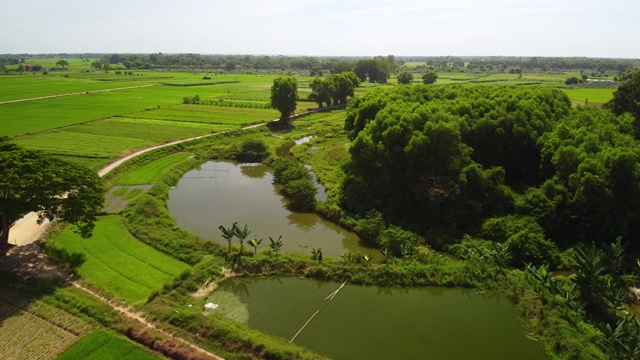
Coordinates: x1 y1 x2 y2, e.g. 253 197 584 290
58 330 161 360
47 215 190 305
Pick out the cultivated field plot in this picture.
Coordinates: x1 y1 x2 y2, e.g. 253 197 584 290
122 104 280 125
48 215 190 304
11 118 224 170
564 88 615 104
0 75 148 102
0 292 92 360
1 73 282 137
117 152 192 185
58 330 161 360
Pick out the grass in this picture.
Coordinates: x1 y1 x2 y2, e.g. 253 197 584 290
118 152 192 185
58 330 162 360
0 75 146 102
11 118 226 170
563 88 615 105
48 215 190 305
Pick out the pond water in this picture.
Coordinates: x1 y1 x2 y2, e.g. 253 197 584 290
167 161 373 258
207 277 546 360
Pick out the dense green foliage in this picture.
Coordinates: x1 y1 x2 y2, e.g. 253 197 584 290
270 77 298 121
308 72 360 108
607 68 640 136
422 71 438 84
342 84 640 259
272 157 317 211
0 142 104 247
396 71 413 84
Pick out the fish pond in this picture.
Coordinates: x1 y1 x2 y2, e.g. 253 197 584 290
207 277 546 360
167 161 373 258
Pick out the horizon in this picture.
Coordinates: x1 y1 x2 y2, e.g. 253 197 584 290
1 0 638 59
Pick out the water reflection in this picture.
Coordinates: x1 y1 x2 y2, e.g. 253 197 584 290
168 161 373 258
239 163 269 179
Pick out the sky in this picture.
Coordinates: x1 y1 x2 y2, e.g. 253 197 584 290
1 0 638 58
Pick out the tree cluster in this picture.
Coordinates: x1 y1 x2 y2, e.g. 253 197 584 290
272 158 317 212
353 55 397 83
342 84 640 259
308 71 361 108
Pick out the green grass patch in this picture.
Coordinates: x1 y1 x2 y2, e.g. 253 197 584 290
118 153 192 185
563 88 614 104
48 215 190 305
58 330 161 360
11 118 225 169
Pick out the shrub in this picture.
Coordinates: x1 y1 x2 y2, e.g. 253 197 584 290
354 210 386 246
284 178 317 211
236 138 268 163
506 230 560 268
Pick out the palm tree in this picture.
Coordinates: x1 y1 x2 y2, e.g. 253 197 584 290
233 223 251 256
219 222 237 253
269 235 283 256
249 237 263 255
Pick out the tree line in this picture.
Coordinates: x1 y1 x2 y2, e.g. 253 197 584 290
341 70 640 264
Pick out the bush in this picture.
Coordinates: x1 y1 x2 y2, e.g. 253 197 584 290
272 157 310 183
354 210 386 246
379 225 418 257
284 178 317 211
506 230 560 268
236 138 268 163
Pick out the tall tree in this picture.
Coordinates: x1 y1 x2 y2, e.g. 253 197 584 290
397 71 414 84
0 143 104 250
330 72 360 105
309 78 334 108
270 77 298 121
607 68 640 137
422 71 438 84
56 60 69 69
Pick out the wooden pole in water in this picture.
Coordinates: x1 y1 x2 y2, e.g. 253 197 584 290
290 280 348 343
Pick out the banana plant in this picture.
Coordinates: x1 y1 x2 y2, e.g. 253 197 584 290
219 222 237 253
249 237 263 255
233 223 251 256
269 235 283 256
298 244 309 256
341 251 354 264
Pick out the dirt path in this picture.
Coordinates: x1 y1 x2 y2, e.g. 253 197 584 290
71 282 224 360
0 84 156 105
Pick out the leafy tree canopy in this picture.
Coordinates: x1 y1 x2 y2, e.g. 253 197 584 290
607 68 640 137
340 85 640 253
270 77 298 121
0 143 104 248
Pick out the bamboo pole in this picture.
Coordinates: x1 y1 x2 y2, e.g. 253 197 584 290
290 280 348 343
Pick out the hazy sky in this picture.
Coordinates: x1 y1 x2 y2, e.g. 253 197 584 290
1 0 638 58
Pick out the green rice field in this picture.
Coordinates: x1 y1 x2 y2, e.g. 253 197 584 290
48 215 190 305
563 88 615 104
58 330 161 360
117 152 192 185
